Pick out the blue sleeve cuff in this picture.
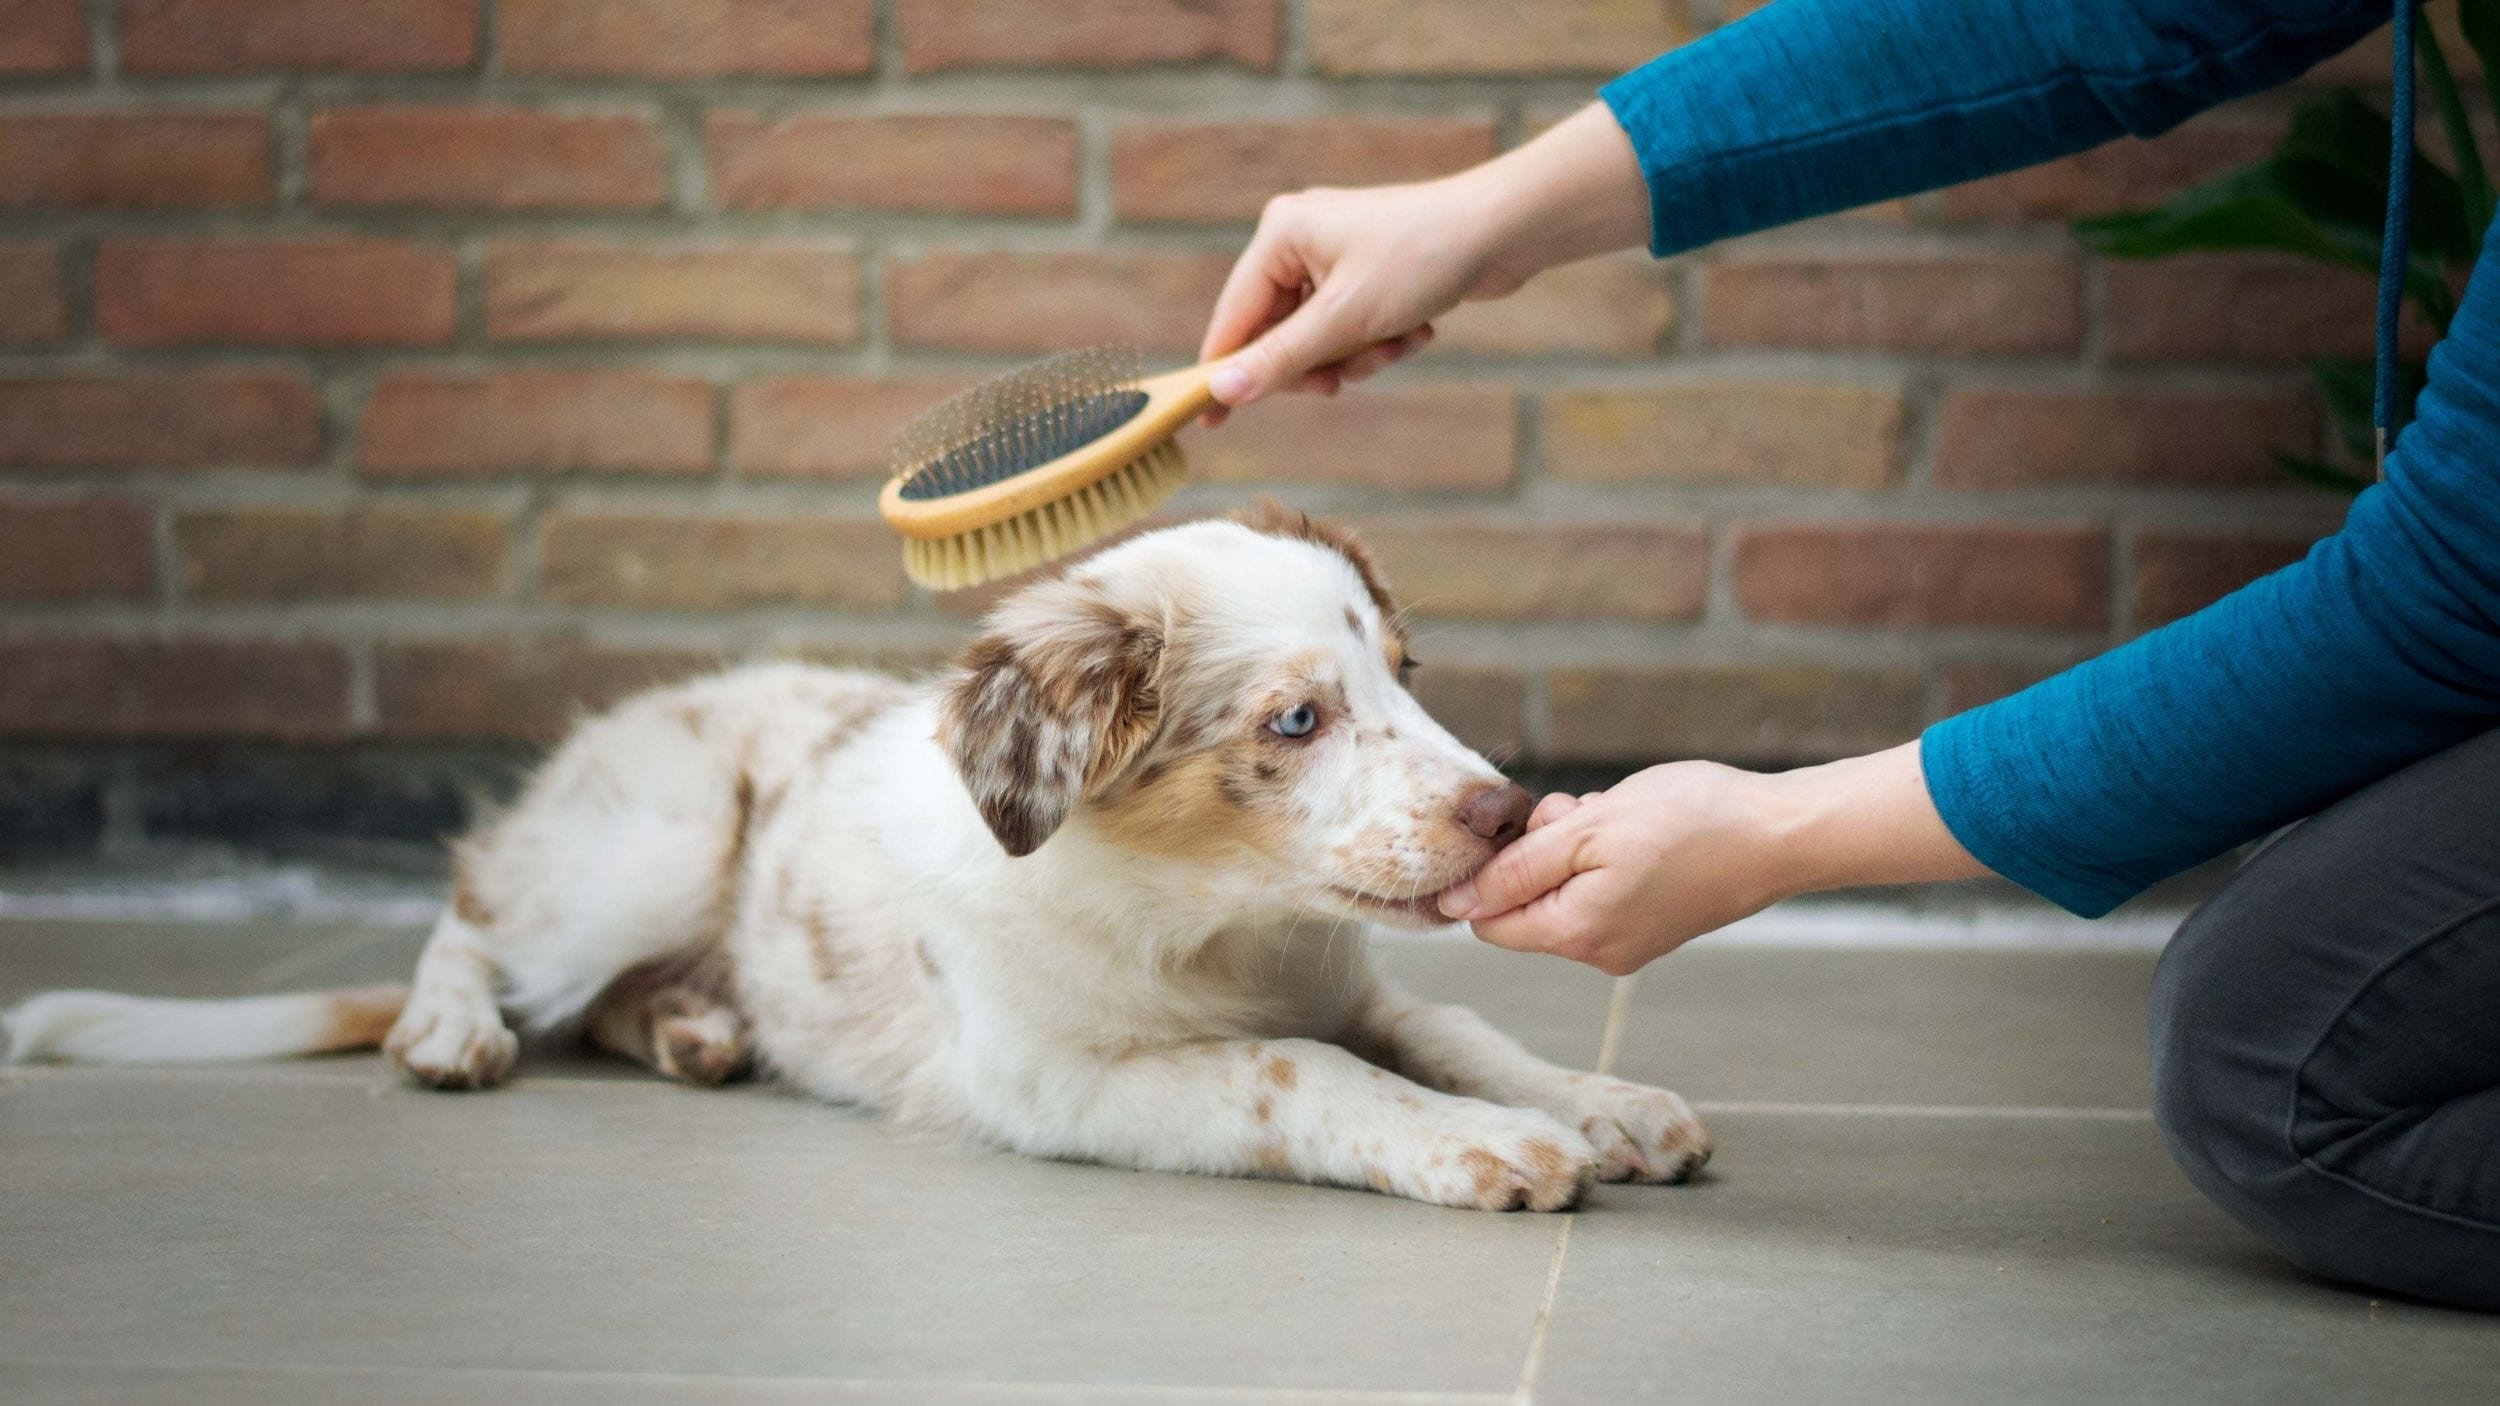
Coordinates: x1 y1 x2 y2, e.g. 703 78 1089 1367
1921 712 2138 919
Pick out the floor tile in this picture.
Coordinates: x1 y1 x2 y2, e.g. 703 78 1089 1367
0 1071 1559 1395
1534 1111 2499 1405
1608 947 2157 1108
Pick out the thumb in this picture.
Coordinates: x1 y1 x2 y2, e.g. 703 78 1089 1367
1211 293 1356 406
1438 818 1586 922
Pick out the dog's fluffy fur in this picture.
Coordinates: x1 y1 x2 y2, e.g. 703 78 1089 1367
6 506 1709 1209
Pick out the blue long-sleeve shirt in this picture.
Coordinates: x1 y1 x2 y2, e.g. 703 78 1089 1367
1601 0 2500 916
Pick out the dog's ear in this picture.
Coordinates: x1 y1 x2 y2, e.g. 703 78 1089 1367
938 581 1165 857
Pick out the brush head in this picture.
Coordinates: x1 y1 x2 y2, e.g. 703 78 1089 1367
879 346 1212 593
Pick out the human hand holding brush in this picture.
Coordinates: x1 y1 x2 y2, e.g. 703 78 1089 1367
1196 104 1653 425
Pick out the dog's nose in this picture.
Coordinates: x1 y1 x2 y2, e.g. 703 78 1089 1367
1458 782 1535 847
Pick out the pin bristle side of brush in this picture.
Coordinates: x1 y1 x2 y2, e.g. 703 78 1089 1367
877 346 1217 592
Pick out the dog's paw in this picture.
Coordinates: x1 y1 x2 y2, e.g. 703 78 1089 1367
384 1000 518 1090
653 1007 751 1085
1410 1106 1597 1212
1557 1075 1711 1184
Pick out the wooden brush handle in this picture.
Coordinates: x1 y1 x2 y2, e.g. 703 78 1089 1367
879 361 1217 541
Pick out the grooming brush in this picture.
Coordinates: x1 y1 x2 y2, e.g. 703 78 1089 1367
879 346 1217 591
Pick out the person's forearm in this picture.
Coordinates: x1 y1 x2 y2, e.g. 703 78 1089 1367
1757 741 1989 901
1455 103 1652 290
1606 0 2387 255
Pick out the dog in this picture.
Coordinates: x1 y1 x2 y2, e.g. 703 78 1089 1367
5 504 1710 1210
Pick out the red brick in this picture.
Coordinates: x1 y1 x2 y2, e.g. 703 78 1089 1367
501 0 873 77
1543 383 1905 488
1935 387 2315 489
1733 523 2109 632
0 244 66 342
730 374 978 479
1939 660 2072 715
1433 256 1676 356
176 506 509 602
486 242 859 345
1179 385 1517 490
1704 256 2082 356
0 498 153 600
96 239 455 348
2102 256 2432 363
886 250 1229 355
119 0 476 74
539 512 907 610
1938 120 2278 223
0 0 88 74
1547 665 1925 765
1111 117 1496 224
0 110 272 210
899 0 1279 72
708 114 1076 217
0 372 321 470
309 105 669 211
360 371 714 477
374 638 716 742
1355 520 1706 621
2131 532 2316 630
1308 0 1691 75
1411 665 1525 761
0 637 350 740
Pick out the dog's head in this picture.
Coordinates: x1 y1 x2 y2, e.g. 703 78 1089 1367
937 502 1531 928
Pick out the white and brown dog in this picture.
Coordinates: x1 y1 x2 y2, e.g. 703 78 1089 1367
6 505 1709 1210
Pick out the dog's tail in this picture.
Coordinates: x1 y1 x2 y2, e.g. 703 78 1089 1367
1 985 409 1065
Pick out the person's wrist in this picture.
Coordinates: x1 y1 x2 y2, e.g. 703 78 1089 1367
1756 742 1988 898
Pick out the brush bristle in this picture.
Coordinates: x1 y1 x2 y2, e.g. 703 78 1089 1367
889 346 1145 498
903 440 1186 592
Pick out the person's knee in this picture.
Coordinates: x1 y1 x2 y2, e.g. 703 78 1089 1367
2148 898 2302 1204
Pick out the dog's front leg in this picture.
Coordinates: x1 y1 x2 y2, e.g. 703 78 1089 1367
972 1038 1599 1211
1351 984 1711 1184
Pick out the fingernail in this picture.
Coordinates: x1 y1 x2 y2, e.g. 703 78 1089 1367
1210 363 1251 403
1438 881 1478 920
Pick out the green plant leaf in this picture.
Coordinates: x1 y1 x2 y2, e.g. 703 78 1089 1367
2076 93 2463 327
2277 91 2474 269
2417 21 2495 234
2073 160 2379 269
2461 0 2500 179
2272 450 2372 495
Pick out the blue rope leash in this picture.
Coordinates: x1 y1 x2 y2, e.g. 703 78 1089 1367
2374 0 2419 478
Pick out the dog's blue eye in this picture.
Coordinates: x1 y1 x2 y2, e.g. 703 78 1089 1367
1270 704 1319 739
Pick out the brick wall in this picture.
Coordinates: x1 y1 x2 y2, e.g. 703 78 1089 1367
1 0 2399 849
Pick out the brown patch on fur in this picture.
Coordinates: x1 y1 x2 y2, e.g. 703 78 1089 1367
804 909 841 985
1260 1054 1299 1091
1459 1147 1513 1201
1344 606 1364 636
1089 738 1299 864
1521 1138 1569 1182
316 986 407 1053
1254 1096 1274 1123
1254 1140 1294 1178
1364 1164 1395 1194
449 873 492 928
941 585 1166 857
1232 498 1407 656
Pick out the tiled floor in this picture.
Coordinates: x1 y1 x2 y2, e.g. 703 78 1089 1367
2 919 2493 1404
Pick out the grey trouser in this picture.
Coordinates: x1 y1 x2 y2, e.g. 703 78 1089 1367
2151 727 2500 1311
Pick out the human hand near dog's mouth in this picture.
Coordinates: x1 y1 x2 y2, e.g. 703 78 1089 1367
1437 744 1986 975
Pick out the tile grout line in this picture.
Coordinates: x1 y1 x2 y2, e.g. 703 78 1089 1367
1511 1217 1573 1406
0 1357 1513 1404
1514 972 1638 1404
